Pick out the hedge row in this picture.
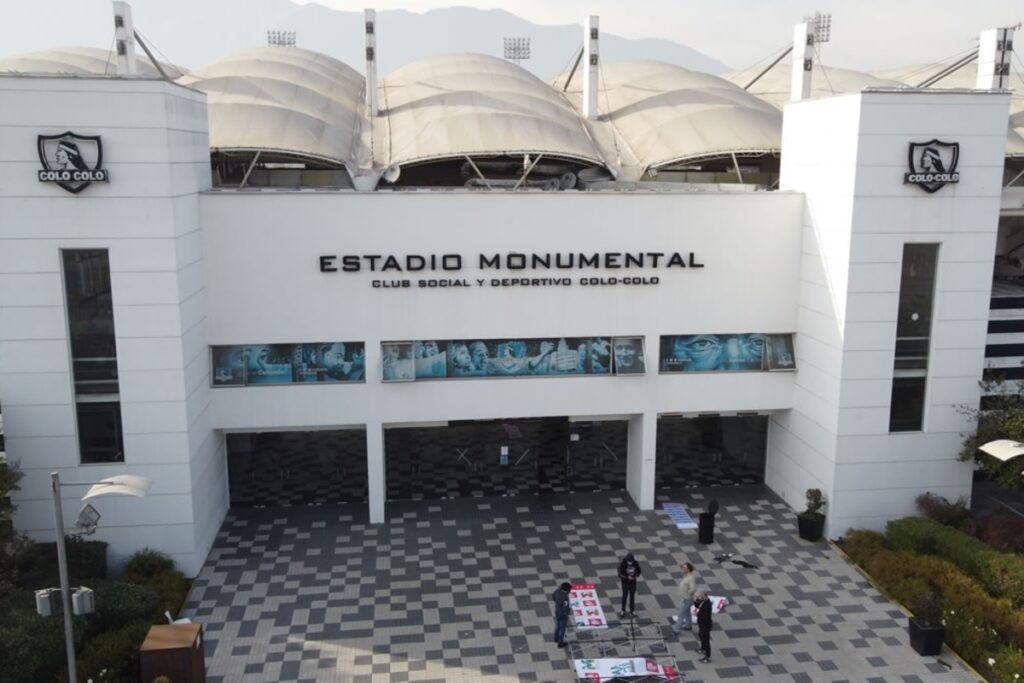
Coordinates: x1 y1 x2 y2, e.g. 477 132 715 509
886 517 1024 608
844 529 1024 681
0 546 188 683
15 538 108 589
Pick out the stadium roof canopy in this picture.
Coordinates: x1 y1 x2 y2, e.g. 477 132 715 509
378 53 604 169
2 45 1021 174
727 61 1024 157
0 46 184 79
177 47 371 173
556 60 782 174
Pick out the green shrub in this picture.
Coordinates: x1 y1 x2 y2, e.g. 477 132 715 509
844 527 1024 679
886 516 1024 608
75 622 149 683
915 491 972 528
120 549 188 617
978 512 1024 554
91 580 160 632
121 548 174 582
0 589 90 683
15 537 108 588
991 645 1024 682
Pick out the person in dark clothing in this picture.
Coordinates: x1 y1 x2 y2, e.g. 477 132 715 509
695 591 713 663
617 552 642 617
552 581 572 648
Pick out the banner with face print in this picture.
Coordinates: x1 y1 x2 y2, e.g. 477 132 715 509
389 337 614 380
211 342 366 386
659 334 796 373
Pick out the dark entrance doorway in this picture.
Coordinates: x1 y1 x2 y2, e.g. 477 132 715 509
656 415 767 489
384 417 627 501
226 429 368 507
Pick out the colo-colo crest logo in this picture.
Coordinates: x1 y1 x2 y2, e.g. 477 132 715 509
37 132 109 194
903 140 959 194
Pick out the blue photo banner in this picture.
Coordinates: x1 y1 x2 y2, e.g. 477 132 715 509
211 342 366 386
659 334 796 373
382 337 614 380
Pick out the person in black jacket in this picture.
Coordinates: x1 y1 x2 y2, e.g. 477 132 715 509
695 591 713 663
617 552 642 617
552 581 572 648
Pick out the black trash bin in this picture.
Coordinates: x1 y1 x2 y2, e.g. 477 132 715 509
698 512 715 544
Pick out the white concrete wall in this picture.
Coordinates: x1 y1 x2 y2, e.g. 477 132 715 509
0 77 216 576
201 191 804 520
775 90 1010 536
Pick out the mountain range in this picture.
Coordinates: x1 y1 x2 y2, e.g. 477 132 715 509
3 0 730 76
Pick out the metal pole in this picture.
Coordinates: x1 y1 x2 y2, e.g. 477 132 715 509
743 46 793 91
51 472 78 683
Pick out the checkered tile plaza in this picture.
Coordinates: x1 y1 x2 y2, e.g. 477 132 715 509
184 485 980 682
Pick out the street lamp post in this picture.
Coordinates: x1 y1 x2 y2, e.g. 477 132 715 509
48 471 152 683
50 472 78 683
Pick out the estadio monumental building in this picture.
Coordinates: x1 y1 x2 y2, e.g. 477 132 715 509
0 6 1020 575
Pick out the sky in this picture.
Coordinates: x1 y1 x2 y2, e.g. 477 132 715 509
1 0 1018 72
297 0 1018 71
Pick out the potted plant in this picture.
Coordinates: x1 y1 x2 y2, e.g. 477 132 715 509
797 488 826 541
908 590 945 656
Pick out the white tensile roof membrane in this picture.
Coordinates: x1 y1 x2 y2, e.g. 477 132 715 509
377 53 604 168
557 60 782 172
0 46 184 79
177 47 370 171
729 61 1024 157
877 63 1024 156
1 46 1021 167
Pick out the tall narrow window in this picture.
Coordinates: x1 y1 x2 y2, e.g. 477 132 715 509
62 250 124 463
888 243 939 432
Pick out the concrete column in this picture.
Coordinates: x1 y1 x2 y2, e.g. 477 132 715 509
976 27 1014 90
790 21 812 102
366 421 385 523
582 15 599 119
112 1 138 76
364 9 378 117
626 412 656 510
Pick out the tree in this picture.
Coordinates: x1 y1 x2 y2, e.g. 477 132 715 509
959 380 1024 490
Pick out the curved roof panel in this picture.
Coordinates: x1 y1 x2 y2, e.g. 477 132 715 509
177 47 368 169
878 64 1024 155
0 46 184 78
558 60 782 171
379 53 604 168
725 63 904 109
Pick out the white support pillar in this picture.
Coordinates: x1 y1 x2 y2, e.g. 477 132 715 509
977 27 1014 90
790 21 813 101
364 8 378 117
366 421 385 523
582 15 600 119
112 1 138 76
626 412 656 511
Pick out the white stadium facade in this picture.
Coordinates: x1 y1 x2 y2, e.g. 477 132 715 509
0 5 1021 576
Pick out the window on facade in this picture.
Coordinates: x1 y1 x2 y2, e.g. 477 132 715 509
62 250 124 463
888 244 939 433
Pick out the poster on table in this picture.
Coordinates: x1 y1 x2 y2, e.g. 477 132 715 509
574 658 680 682
685 595 730 623
569 583 609 629
211 342 365 386
611 336 646 375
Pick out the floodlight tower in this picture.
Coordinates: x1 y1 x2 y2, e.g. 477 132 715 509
791 12 831 101
503 37 531 66
267 30 297 47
